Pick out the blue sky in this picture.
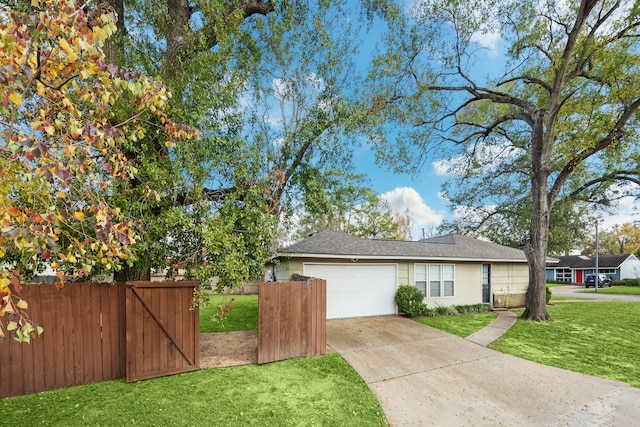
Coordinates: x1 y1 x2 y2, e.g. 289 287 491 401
341 7 638 240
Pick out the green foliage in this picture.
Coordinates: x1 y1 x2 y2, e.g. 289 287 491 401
453 304 492 314
433 303 458 316
364 0 640 321
614 278 640 287
395 284 427 317
546 285 552 304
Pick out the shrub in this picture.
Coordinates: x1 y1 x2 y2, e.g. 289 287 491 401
453 305 471 314
433 303 458 316
546 285 552 304
395 284 427 317
613 278 640 287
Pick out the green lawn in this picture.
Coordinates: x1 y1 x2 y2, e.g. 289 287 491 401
493 301 640 388
200 294 259 332
578 286 640 295
0 353 387 426
414 312 498 338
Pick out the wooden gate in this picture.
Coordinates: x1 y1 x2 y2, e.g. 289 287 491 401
125 281 199 382
258 279 326 364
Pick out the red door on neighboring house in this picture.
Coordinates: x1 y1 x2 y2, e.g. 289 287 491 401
576 270 583 283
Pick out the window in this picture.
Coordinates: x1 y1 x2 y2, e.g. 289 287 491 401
415 264 455 298
415 264 427 295
443 265 455 297
556 268 572 282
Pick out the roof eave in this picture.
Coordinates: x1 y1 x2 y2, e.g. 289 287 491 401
274 252 528 263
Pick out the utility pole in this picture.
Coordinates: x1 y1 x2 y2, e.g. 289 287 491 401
595 219 599 293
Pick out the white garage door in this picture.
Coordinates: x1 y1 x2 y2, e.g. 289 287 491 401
303 263 397 319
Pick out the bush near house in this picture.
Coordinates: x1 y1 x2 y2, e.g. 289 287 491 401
613 278 640 287
395 284 427 317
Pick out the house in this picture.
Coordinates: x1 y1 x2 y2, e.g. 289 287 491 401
545 253 640 284
268 230 530 319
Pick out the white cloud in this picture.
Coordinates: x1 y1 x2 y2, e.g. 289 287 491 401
470 28 501 54
380 187 444 238
597 194 640 231
431 159 453 176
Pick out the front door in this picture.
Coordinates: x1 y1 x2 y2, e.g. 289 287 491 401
576 270 583 283
482 264 491 304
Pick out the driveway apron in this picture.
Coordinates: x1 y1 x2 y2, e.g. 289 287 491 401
327 316 640 426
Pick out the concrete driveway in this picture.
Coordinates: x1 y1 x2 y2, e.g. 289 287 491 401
327 316 640 426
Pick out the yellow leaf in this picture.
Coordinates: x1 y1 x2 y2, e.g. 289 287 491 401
16 299 28 310
44 125 55 135
73 211 85 221
93 26 107 41
59 38 78 63
8 91 23 106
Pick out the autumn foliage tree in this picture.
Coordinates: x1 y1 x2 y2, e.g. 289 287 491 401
0 0 193 342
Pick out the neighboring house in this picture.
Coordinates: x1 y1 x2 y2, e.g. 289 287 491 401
545 254 640 284
269 230 530 319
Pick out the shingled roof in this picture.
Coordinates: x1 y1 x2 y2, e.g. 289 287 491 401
546 254 634 269
276 230 527 262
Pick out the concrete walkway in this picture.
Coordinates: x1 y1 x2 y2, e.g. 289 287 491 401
465 310 517 346
326 315 640 426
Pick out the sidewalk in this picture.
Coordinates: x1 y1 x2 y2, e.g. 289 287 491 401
465 310 517 346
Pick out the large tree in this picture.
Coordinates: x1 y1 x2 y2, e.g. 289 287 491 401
365 0 640 320
295 171 411 240
96 0 372 286
0 0 191 341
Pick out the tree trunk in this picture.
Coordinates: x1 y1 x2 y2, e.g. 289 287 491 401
114 264 151 282
521 115 553 321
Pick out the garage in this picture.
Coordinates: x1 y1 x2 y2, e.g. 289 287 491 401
303 263 397 319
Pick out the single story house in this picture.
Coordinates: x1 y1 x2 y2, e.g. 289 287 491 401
268 230 530 319
545 253 640 284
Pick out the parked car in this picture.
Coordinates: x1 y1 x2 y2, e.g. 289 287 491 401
585 274 612 288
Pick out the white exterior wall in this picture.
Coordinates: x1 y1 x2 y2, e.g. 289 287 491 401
619 255 640 280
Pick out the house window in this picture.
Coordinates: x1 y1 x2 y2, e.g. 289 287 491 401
556 269 572 282
415 264 427 295
415 264 455 298
429 265 441 297
443 265 455 297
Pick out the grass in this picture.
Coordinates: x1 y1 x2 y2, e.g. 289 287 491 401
200 294 259 332
493 301 640 388
0 353 387 426
549 296 584 301
2 294 389 425
414 312 498 338
578 286 640 296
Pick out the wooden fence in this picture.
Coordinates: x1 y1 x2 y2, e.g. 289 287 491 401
0 281 198 399
258 279 326 364
126 281 199 382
